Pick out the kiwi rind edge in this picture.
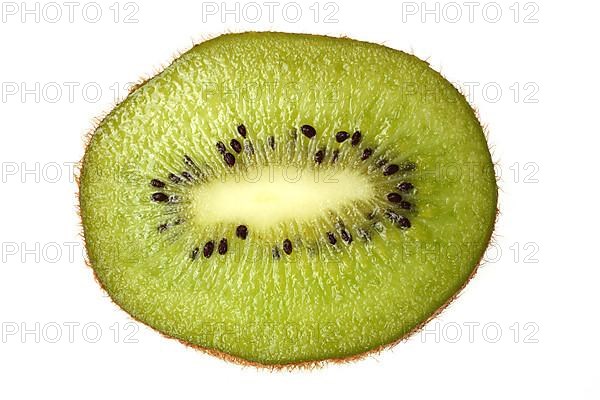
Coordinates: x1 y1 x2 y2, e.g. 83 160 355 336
76 31 499 369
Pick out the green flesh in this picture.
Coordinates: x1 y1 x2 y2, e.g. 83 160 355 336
79 32 497 365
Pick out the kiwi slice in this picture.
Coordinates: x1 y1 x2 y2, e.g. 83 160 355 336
79 32 497 366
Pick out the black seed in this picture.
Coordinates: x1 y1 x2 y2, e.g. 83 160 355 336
236 225 248 239
216 141 226 154
397 216 412 229
173 218 183 225
272 246 280 260
351 131 362 146
335 131 349 143
224 152 235 167
331 150 340 164
383 164 400 176
268 136 275 150
400 200 412 210
314 149 325 164
230 139 242 153
168 173 182 184
361 148 373 161
283 239 293 255
301 124 316 139
384 210 411 229
184 155 197 169
340 229 352 244
191 247 199 260
218 238 228 255
385 210 400 223
150 179 165 188
185 156 202 177
376 159 388 168
400 162 416 171
158 223 168 233
397 181 414 192
358 228 370 241
203 241 215 258
182 171 193 181
237 124 247 138
327 232 337 245
245 141 254 155
387 192 402 203
151 192 169 202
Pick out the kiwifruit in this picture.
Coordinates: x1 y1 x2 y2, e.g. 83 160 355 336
78 32 497 367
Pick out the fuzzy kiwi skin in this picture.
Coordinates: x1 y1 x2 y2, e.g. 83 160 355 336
79 32 498 366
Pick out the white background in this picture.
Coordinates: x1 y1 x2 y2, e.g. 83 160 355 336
0 0 598 398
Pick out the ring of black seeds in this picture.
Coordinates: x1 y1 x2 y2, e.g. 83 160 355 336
151 124 418 266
